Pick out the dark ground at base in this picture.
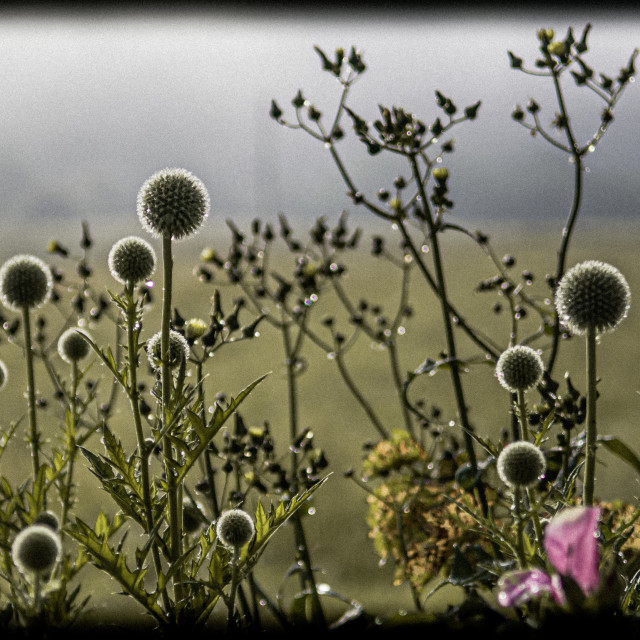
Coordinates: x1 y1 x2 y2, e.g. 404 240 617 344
3 611 640 640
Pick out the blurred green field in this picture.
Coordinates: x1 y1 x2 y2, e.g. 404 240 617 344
0 220 638 627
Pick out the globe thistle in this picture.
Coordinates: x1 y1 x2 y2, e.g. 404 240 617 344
146 330 190 370
555 260 631 335
137 168 210 240
497 441 546 489
33 510 60 532
108 236 156 285
0 360 8 391
58 328 92 364
182 498 203 535
216 509 255 549
495 345 544 393
0 255 53 312
11 524 62 576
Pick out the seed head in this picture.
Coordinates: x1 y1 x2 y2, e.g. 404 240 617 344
58 328 92 364
0 360 8 391
33 510 60 532
108 236 156 285
555 260 631 335
216 509 255 549
146 330 190 370
137 168 210 240
495 345 544 393
0 255 53 312
497 441 546 489
11 524 62 576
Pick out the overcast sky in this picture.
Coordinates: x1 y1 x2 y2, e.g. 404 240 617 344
0 4 638 247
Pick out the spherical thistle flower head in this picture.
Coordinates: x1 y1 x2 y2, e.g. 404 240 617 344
58 328 92 364
555 260 631 335
137 168 210 240
33 510 60 532
495 345 544 393
216 509 255 549
497 441 546 489
0 360 8 391
0 254 53 312
108 236 157 285
146 330 190 370
11 524 62 576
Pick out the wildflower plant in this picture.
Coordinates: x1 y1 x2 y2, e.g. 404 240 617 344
0 21 638 637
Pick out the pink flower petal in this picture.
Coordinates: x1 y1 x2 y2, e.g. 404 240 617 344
543 506 600 596
497 569 566 607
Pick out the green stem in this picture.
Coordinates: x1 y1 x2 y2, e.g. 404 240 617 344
125 283 172 613
408 155 488 517
196 360 219 519
160 234 183 605
583 325 597 507
60 361 79 527
227 547 240 633
526 488 545 552
516 389 530 442
281 319 326 628
514 487 526 569
22 306 42 504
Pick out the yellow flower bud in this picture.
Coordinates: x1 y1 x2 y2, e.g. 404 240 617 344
547 41 566 57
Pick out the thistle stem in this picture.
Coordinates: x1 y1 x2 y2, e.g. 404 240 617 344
161 234 184 605
583 325 598 506
125 283 171 613
60 361 79 527
22 306 42 502
516 390 530 442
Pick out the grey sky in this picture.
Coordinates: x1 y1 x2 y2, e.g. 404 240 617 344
0 6 638 242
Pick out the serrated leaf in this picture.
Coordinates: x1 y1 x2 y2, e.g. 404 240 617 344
67 518 168 624
176 375 268 484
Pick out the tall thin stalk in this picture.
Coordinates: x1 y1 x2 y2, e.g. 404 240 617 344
160 234 184 606
582 325 597 507
22 306 42 499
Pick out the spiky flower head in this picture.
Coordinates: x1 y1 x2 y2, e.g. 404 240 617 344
33 510 60 532
495 345 544 393
137 168 210 240
58 328 92 364
0 360 7 391
216 509 255 549
555 260 631 335
497 441 546 489
0 255 53 312
146 330 190 370
11 524 62 576
108 236 156 285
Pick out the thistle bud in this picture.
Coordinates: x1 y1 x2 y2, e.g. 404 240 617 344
11 525 62 576
495 345 544 393
146 330 190 370
0 255 53 312
33 511 60 532
216 508 255 549
497 441 546 489
58 328 92 364
108 236 156 285
555 261 631 335
137 168 210 240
